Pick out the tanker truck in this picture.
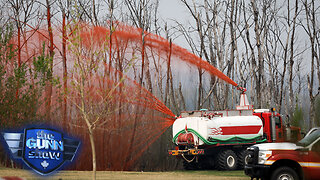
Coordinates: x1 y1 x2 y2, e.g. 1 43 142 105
168 92 301 170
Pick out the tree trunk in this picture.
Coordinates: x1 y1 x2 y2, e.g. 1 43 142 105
15 23 21 99
198 66 203 109
225 0 236 109
178 82 186 110
251 0 264 108
304 0 316 129
164 40 172 105
288 0 299 118
140 34 145 85
80 76 96 179
46 0 54 120
88 128 96 180
62 12 68 128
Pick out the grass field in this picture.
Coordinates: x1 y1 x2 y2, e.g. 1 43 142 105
0 167 248 180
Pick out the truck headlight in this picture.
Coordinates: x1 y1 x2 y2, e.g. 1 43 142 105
258 151 272 164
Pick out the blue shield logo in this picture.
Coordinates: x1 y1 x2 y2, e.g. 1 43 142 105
23 128 64 175
2 127 80 175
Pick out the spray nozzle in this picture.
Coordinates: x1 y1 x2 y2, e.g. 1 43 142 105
236 85 247 93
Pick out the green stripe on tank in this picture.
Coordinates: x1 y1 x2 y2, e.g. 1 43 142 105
172 128 266 145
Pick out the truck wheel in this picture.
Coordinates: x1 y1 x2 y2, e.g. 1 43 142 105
217 150 238 170
271 166 299 180
237 149 249 169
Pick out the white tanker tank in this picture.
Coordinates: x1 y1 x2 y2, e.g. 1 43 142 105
172 93 265 146
169 93 268 171
173 115 264 146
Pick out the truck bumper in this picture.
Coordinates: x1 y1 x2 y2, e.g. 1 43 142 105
244 164 270 179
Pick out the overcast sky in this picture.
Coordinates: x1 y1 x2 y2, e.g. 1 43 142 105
158 0 191 49
159 0 184 22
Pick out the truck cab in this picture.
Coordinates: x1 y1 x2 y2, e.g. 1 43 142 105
245 127 320 180
253 109 301 143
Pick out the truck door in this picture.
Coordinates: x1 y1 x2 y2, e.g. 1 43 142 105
307 139 320 179
274 116 284 141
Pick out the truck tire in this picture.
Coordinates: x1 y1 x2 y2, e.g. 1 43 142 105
271 166 299 180
237 149 249 169
217 150 238 170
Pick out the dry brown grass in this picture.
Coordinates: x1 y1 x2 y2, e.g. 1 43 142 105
0 168 248 180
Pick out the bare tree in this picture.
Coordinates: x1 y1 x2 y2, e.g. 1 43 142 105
123 0 159 96
287 0 299 118
44 0 54 120
179 0 232 110
57 0 72 127
6 0 38 98
250 0 267 108
76 0 101 25
302 0 320 128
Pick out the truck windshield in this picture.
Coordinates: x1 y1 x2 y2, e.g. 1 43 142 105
297 129 320 147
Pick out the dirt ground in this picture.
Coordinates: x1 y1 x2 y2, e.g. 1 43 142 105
0 168 248 180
